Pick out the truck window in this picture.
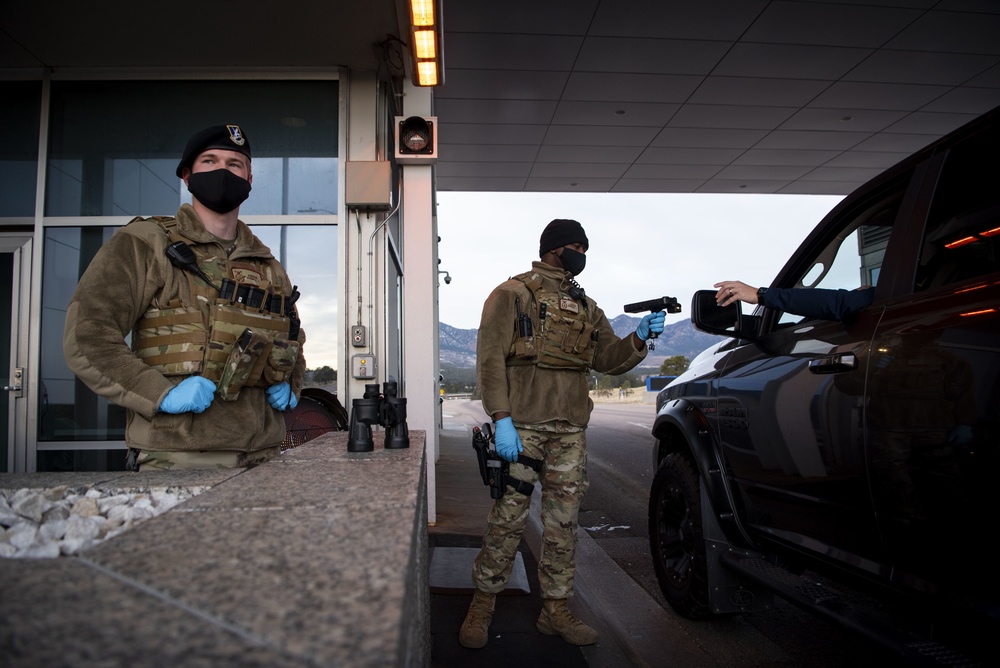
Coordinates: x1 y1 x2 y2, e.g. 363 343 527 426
916 123 1000 292
776 182 905 326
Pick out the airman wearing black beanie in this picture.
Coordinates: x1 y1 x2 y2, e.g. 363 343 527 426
539 219 589 257
463 215 664 651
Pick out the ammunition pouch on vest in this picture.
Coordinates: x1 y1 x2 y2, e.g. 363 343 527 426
132 217 299 399
205 304 300 397
508 272 597 371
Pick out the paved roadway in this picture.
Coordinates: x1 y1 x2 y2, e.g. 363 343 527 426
443 399 895 667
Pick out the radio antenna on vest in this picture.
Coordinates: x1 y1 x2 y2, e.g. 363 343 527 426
166 241 221 291
567 278 587 308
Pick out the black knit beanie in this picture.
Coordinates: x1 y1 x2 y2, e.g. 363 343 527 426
539 219 589 257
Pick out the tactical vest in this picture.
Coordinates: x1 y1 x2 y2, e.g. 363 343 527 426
132 217 300 399
508 271 598 370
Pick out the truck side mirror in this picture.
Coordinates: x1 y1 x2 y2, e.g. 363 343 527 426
690 290 743 336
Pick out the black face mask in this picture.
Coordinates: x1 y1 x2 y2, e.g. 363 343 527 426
187 169 251 214
560 247 587 276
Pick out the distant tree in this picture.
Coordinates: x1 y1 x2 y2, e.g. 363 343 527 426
441 366 477 394
659 355 690 376
312 365 337 384
621 371 642 388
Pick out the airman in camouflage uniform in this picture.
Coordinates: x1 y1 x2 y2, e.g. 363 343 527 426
63 125 305 471
459 219 665 649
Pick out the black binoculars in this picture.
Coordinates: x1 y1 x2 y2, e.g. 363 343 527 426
347 381 410 452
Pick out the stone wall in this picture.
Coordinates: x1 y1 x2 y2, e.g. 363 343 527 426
0 431 429 667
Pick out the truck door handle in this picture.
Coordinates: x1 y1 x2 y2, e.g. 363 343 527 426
808 353 857 374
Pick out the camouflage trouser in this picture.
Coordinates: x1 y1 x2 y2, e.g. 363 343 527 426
133 446 280 471
472 427 588 599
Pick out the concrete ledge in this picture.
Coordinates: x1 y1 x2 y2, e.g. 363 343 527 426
0 431 429 668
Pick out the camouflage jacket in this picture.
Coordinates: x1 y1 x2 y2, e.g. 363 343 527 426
476 261 646 428
63 204 306 452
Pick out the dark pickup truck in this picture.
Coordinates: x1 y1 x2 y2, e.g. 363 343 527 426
648 105 1000 666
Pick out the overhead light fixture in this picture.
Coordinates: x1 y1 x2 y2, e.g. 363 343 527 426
407 0 444 86
414 30 435 58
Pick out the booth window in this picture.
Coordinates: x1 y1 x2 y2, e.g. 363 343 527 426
45 80 339 217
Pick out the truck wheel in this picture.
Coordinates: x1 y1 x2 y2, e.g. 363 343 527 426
648 452 713 619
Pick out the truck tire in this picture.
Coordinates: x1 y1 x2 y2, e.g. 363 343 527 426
648 452 713 619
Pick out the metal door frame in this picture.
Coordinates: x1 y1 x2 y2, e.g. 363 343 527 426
1 234 33 472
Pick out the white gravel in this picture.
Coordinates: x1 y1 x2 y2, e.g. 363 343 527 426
0 484 208 558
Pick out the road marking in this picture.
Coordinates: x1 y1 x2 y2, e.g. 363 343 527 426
583 523 632 532
628 422 651 429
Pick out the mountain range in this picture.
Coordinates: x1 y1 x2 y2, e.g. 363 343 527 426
440 315 724 369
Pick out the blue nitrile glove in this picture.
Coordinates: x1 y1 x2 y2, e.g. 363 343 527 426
636 311 666 341
494 417 523 463
159 376 216 414
266 382 298 411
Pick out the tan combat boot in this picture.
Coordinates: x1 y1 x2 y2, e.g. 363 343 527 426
459 590 496 649
536 598 599 645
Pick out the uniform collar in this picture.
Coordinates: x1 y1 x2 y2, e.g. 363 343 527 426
530 260 573 282
175 203 274 259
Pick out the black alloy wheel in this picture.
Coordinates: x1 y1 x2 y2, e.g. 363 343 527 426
648 452 713 619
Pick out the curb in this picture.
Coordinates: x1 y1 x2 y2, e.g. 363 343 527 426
525 494 716 668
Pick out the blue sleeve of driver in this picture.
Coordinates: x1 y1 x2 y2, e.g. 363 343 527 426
763 286 874 321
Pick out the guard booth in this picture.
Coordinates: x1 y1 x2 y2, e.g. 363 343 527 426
1 1 446 529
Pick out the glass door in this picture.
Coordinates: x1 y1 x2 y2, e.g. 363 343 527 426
1 234 32 472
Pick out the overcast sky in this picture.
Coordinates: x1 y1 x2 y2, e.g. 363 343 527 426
436 191 844 330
